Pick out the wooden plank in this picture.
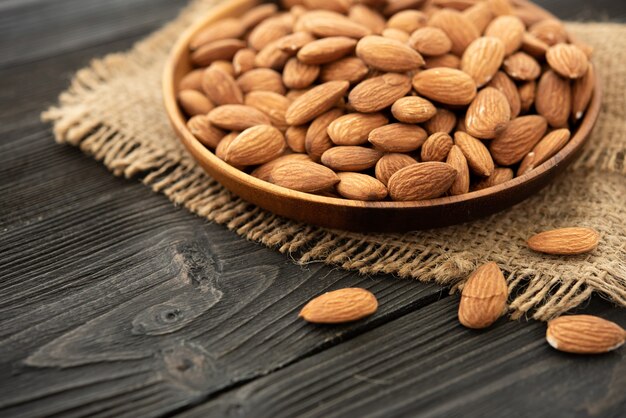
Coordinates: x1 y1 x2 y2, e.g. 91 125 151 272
182 297 626 418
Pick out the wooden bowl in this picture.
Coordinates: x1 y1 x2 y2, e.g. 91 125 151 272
163 0 601 232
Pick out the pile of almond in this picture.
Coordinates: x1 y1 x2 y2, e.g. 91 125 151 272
179 0 594 201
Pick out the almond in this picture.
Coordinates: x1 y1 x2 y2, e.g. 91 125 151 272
462 2 494 33
299 288 378 323
187 115 225 149
298 10 371 39
527 227 599 255
412 68 477 106
190 18 246 50
208 104 271 131
178 69 205 92
305 108 345 161
503 52 541 81
191 38 246 66
240 3 278 30
251 153 312 181
270 160 341 193
375 153 418 186
237 68 286 95
225 125 286 166
465 87 511 139
454 131 494 177
254 41 290 70
487 0 513 16
473 167 513 190
273 32 316 55
424 108 457 134
369 123 428 152
391 96 436 123
286 81 349 126
488 71 521 118
248 18 292 51
381 28 410 43
384 0 426 16
202 67 244 104
336 172 389 201
210 60 235 77
328 112 389 145
461 36 505 87
518 80 536 113
282 58 320 89
521 32 549 58
571 64 595 121
529 19 568 46
424 53 461 69
458 262 508 329
388 162 457 201
233 48 256 76
356 36 425 72
434 0 481 10
408 27 453 56
489 115 547 165
421 132 454 162
285 125 308 153
302 0 351 14
215 132 239 162
349 73 412 112
349 4 387 34
517 128 570 175
546 315 625 354
387 10 428 33
320 56 370 83
244 91 291 130
535 70 571 128
429 9 480 56
484 15 525 56
321 146 383 171
446 145 470 195
178 90 214 116
297 36 358 65
546 43 589 79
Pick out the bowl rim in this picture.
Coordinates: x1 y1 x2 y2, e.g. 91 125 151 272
162 0 602 212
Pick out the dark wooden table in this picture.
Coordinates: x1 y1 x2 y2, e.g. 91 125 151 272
1 1 625 417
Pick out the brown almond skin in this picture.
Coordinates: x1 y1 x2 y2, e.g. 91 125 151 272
369 123 428 153
463 1 494 34
285 125 308 153
536 70 572 128
465 87 511 139
484 15 525 56
517 128 571 176
178 69 205 92
521 32 549 58
233 48 256 76
298 10 372 39
454 132 495 177
178 90 214 116
274 32 316 55
251 153 312 182
409 27 452 56
356 35 425 72
387 9 427 33
299 288 378 324
429 9 480 56
461 36 505 87
391 96 436 124
254 41 290 70
546 43 589 79
349 4 387 34
189 18 246 50
503 52 541 81
215 132 238 162
270 160 340 193
547 315 625 354
244 91 291 130
282 58 319 89
225 125 286 166
446 145 470 195
424 53 461 69
388 162 458 201
320 57 370 83
529 19 568 46
237 68 286 95
321 146 383 172
382 28 410 43
240 3 278 30
349 73 412 112
248 18 291 51
473 167 514 191
518 80 537 114
336 172 388 201
208 105 271 131
327 112 388 145
421 132 454 162
187 115 225 149
191 39 247 67
424 108 457 135
202 67 243 105
489 115 548 166
488 71 521 118
412 68 477 106
297 37 358 65
571 64 595 121
375 153 418 186
305 108 345 162
286 81 349 125
458 262 508 329
527 227 599 255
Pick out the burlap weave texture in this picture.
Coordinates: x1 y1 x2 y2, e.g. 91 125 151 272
43 0 626 320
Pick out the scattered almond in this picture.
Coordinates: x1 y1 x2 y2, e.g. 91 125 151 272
458 262 508 329
527 227 600 255
299 288 378 323
546 315 625 354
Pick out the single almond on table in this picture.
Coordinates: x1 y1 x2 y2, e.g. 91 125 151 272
388 162 457 201
187 115 225 149
348 4 387 34
375 153 418 186
458 262 508 329
208 104 271 131
237 68 286 94
461 36 505 87
321 146 383 172
503 52 541 81
409 27 453 56
429 9 479 56
251 153 312 181
489 115 548 165
327 112 388 145
202 67 244 105
224 125 286 166
535 70 572 128
298 10 372 39
297 36 358 65
299 288 378 324
454 132 495 177
488 71 521 118
391 96 436 124
465 87 511 139
446 145 470 195
546 315 625 354
270 160 340 193
286 81 349 125
527 227 599 255
387 9 427 33
320 56 369 83
421 132 454 162
190 18 246 50
191 38 247 66
412 68 477 106
473 167 513 191
285 125 308 153
336 172 389 201
484 15 525 55
305 108 345 161
424 108 457 134
517 128 571 176
349 73 412 112
178 90 215 116
356 35 425 72
571 64 595 121
369 123 428 152
282 58 320 89
546 43 589 79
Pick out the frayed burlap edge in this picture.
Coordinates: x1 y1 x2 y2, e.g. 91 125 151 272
42 0 626 321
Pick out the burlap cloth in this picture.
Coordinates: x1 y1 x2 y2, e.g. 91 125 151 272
42 0 626 320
